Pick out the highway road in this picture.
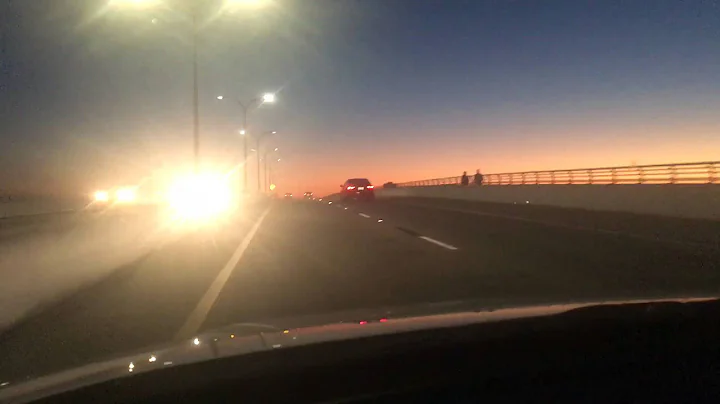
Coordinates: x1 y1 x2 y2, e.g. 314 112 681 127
1 197 719 383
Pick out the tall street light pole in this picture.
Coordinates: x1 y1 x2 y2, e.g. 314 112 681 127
109 0 270 175
263 147 279 192
192 10 200 173
240 103 249 193
223 92 275 194
269 157 281 191
256 131 277 192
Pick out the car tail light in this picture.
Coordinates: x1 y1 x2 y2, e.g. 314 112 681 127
367 185 374 189
347 186 356 190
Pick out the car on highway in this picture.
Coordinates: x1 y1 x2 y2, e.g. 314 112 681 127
2 297 720 403
283 193 293 200
303 192 313 200
340 178 375 201
87 187 143 212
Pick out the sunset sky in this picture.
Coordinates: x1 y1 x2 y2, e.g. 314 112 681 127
2 0 719 197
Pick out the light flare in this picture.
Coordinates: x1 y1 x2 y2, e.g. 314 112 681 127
116 188 136 203
166 173 233 221
94 190 110 202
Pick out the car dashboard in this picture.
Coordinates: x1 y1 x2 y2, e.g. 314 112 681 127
24 299 720 403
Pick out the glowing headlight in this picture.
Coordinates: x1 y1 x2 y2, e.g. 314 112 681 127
94 190 109 202
166 174 232 220
116 188 136 203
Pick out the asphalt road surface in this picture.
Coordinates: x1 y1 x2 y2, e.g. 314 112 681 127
1 197 720 383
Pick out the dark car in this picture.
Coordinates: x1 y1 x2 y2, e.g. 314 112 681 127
341 178 375 201
303 192 313 200
283 193 293 200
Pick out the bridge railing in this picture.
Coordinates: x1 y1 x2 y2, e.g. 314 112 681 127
397 161 720 187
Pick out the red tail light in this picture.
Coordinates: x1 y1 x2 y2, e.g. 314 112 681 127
367 185 374 189
347 186 356 190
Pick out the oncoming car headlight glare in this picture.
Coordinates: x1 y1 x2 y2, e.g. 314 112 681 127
166 174 233 220
94 190 109 202
116 188 136 203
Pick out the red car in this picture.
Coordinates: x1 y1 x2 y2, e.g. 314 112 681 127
340 178 375 201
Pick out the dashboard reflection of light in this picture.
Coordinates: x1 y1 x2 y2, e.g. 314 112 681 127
149 355 157 363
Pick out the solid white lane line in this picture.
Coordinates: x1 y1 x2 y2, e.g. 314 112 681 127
175 206 272 340
419 236 458 250
359 213 370 218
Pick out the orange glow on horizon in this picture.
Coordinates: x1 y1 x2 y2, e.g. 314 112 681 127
276 123 720 197
6 120 719 199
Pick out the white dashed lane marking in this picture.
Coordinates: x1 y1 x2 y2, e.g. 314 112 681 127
344 208 457 251
419 236 458 250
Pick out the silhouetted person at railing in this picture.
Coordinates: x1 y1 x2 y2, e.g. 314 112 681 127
460 171 469 186
474 169 484 186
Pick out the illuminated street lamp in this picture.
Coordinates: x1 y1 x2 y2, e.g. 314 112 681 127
108 0 268 173
218 92 277 193
262 93 276 103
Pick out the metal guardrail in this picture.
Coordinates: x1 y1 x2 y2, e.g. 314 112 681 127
397 161 720 187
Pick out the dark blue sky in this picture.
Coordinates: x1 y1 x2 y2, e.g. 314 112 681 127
2 0 719 195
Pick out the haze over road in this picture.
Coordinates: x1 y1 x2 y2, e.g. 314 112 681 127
1 196 719 382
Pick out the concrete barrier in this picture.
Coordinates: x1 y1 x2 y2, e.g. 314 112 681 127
376 184 720 220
